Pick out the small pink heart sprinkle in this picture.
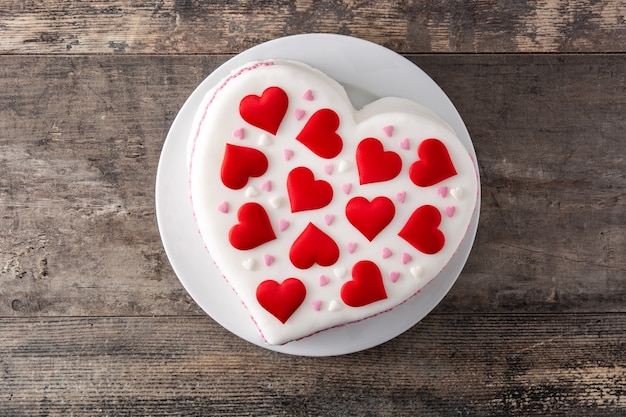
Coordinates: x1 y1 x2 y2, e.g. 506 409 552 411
294 109 305 120
342 183 352 195
383 125 394 137
401 253 412 265
283 149 294 161
399 137 410 150
263 254 275 266
323 163 334 175
217 201 228 213
437 186 448 198
445 206 456 217
278 219 289 231
302 89 314 100
233 128 244 140
346 242 357 253
324 214 335 226
396 191 406 203
382 247 392 259
389 272 400 283
318 275 330 286
260 180 272 192
311 300 322 311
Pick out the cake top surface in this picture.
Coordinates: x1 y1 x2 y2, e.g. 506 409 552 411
187 59 479 345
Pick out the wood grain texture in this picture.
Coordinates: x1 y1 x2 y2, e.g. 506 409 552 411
0 54 624 318
0 0 624 54
1 314 624 416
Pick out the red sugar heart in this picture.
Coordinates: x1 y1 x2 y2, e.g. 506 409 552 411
398 205 445 254
289 223 340 269
356 138 402 184
239 86 288 135
341 260 388 307
296 108 343 159
409 138 457 187
220 143 268 190
287 167 333 212
228 202 276 250
256 278 306 323
345 196 395 241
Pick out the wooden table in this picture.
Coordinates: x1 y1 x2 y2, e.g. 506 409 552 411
1 2 624 415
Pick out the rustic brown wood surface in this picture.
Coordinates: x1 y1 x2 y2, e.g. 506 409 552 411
0 0 625 54
1 1 625 416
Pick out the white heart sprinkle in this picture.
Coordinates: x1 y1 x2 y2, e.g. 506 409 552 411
258 133 272 146
338 160 350 172
328 300 341 311
269 197 283 208
410 266 424 278
450 187 463 200
242 258 256 271
245 186 258 198
334 267 347 279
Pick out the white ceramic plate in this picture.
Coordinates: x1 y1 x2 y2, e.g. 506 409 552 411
155 34 480 356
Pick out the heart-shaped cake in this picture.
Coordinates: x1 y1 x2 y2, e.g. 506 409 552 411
188 60 478 345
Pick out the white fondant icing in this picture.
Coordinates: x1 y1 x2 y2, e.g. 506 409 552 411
188 60 478 345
